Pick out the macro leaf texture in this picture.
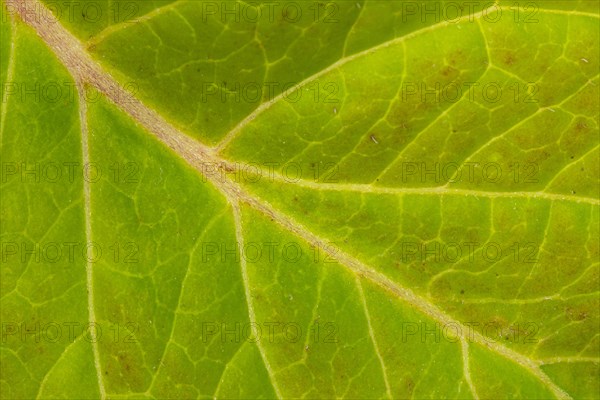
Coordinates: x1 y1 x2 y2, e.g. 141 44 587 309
0 0 599 399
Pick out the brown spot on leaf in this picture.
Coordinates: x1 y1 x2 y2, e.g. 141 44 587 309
565 307 588 321
406 377 415 395
575 121 589 133
503 53 516 66
440 65 458 78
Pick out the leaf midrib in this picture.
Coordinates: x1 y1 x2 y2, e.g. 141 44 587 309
11 0 598 398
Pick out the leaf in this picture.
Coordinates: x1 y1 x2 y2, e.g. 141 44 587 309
1 1 599 399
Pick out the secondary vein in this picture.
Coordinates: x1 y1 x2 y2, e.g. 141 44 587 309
232 201 283 398
0 12 17 144
77 79 106 399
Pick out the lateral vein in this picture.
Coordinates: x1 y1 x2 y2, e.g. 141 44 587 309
461 339 479 400
0 12 17 143
232 201 283 398
77 79 106 399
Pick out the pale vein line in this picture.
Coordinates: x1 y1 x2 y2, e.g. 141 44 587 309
214 5 599 153
88 1 600 54
10 0 215 162
77 80 106 399
371 63 490 183
539 357 600 365
231 201 283 399
3 347 38 382
226 168 600 205
341 1 364 56
9 1 582 398
232 188 571 400
86 0 184 48
578 334 600 357
214 2 502 153
457 295 567 305
461 339 479 400
372 14 493 184
543 143 600 190
538 9 600 19
514 202 553 300
146 208 228 395
35 335 85 399
212 342 247 399
356 278 392 399
0 12 17 143
450 73 600 176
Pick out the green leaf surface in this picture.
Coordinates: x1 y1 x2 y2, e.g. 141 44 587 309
1 1 599 399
